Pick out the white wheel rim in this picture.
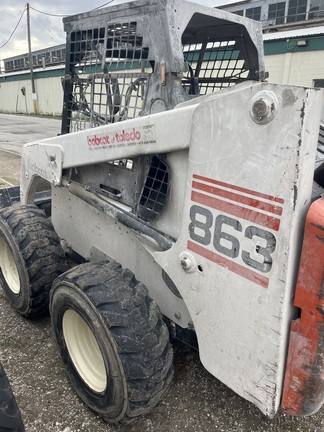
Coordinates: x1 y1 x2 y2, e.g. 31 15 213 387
0 237 20 294
62 309 107 393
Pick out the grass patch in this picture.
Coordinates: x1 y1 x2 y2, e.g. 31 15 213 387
0 177 19 186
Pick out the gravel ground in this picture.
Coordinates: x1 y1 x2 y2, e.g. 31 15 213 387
1 291 324 432
0 113 324 431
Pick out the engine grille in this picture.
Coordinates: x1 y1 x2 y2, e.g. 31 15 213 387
139 157 169 221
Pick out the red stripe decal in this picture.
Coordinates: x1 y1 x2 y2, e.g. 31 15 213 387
192 181 283 216
187 240 269 288
193 174 284 205
192 191 281 231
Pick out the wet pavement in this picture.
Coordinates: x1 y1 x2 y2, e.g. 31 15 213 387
0 113 61 156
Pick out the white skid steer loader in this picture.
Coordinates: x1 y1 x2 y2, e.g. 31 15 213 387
0 0 324 425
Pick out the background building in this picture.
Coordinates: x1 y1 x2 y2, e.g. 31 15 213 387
221 0 324 26
220 0 324 89
3 44 66 73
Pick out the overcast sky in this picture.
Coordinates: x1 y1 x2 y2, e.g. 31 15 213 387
0 0 240 62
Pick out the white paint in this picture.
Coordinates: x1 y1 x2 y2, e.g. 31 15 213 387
20 82 324 416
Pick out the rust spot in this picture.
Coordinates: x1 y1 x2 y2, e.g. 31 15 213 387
300 101 305 121
293 185 298 210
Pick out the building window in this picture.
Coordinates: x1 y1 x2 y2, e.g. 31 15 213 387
245 6 261 20
314 79 324 88
287 0 307 22
268 2 286 24
309 0 324 18
14 58 26 70
5 61 14 72
233 9 244 16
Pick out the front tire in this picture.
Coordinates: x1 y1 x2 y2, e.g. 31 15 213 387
50 261 173 424
0 205 67 317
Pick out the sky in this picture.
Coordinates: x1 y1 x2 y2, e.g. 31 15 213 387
0 0 240 65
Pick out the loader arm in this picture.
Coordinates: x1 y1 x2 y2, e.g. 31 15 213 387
21 105 194 195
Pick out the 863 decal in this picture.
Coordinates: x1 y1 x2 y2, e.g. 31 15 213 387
187 175 284 288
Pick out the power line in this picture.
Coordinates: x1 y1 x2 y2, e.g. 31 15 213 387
31 14 60 42
30 1 116 17
0 7 27 50
92 1 115 10
29 6 66 18
0 2 118 54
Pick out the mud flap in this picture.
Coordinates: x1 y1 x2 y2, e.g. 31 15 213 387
281 197 324 415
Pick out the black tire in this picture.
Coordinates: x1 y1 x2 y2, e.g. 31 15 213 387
0 362 25 432
50 261 174 424
0 205 67 317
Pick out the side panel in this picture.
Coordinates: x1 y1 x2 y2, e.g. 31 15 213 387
154 83 323 416
51 187 193 330
281 197 324 416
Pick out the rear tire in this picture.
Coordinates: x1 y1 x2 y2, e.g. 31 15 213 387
0 205 67 317
0 362 25 431
50 261 173 424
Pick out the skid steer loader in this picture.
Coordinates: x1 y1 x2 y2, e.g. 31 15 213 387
0 0 324 424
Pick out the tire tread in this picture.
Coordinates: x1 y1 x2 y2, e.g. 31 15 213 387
54 261 173 424
0 205 67 317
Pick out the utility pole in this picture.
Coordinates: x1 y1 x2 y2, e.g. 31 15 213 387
27 3 37 114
